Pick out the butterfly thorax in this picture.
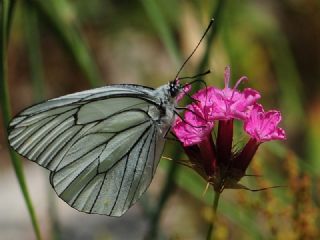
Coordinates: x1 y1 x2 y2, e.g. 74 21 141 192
151 83 180 136
154 82 180 104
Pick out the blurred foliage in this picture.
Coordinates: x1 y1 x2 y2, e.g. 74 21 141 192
1 0 320 239
0 1 42 239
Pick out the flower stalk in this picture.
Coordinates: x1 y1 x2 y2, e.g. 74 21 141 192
206 190 221 240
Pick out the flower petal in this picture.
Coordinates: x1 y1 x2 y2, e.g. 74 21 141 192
242 88 261 107
172 104 214 147
244 104 286 142
191 69 260 121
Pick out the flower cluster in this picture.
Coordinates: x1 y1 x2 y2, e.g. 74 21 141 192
172 66 286 192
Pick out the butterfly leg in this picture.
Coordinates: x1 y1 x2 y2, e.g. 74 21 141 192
173 109 207 129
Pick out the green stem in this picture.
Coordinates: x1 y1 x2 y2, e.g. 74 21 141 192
23 3 63 240
206 191 221 240
6 0 16 39
0 1 42 239
23 2 44 101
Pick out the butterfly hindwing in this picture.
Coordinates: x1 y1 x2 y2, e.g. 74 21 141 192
50 123 162 216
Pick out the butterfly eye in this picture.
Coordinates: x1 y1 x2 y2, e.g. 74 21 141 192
169 81 180 97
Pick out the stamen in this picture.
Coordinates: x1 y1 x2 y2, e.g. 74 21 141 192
224 65 231 88
230 76 248 101
202 182 211 197
233 76 248 91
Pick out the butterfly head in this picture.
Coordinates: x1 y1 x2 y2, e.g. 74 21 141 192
168 79 182 98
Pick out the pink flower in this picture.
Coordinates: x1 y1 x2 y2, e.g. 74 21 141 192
171 66 286 191
193 66 261 120
244 103 286 142
172 104 213 147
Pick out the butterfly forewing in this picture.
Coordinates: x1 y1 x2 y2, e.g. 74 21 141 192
8 84 172 216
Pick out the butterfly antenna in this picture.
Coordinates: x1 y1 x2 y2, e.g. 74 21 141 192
179 69 211 80
174 19 214 81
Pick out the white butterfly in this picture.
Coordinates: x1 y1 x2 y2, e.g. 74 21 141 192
8 82 181 216
8 19 213 217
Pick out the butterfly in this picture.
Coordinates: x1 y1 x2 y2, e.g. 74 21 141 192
7 19 213 217
8 82 181 216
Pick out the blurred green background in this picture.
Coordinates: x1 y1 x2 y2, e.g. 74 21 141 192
0 0 320 239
